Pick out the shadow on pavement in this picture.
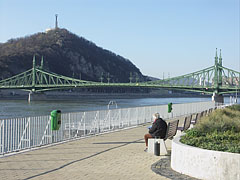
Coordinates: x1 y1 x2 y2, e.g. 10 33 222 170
151 157 199 180
93 141 144 144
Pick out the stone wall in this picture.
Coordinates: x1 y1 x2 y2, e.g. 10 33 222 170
171 136 240 180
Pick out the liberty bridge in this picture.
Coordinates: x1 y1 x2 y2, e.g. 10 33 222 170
0 49 239 103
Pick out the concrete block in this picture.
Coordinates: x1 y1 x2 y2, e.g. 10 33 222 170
148 138 168 155
148 138 158 154
171 136 240 180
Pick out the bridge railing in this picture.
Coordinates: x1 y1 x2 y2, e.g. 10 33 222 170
0 101 217 155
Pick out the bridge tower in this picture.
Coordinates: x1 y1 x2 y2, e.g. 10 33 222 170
40 56 44 84
28 55 36 102
214 48 219 90
32 55 36 92
28 55 46 102
218 49 223 86
212 48 224 104
40 56 44 69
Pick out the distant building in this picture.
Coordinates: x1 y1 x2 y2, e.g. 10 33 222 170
45 28 52 33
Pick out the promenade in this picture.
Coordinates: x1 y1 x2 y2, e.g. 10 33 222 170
0 123 170 180
0 118 197 180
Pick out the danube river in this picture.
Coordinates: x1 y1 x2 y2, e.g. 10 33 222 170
0 97 238 119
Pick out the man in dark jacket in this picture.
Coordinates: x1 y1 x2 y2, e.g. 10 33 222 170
144 113 167 152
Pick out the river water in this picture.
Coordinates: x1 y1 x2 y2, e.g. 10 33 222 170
0 96 238 119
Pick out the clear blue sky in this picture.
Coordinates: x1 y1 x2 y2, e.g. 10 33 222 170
0 0 239 78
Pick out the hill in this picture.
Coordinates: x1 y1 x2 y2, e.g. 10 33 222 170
0 28 146 83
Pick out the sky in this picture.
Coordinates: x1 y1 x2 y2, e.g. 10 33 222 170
0 0 239 78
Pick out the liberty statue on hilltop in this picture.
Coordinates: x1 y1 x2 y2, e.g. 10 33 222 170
55 14 58 29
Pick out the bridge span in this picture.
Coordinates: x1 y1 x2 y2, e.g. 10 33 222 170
0 49 239 103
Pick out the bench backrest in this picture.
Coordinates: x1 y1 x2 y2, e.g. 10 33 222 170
164 120 179 140
181 117 187 130
203 110 208 117
184 115 192 131
208 108 213 114
193 112 203 124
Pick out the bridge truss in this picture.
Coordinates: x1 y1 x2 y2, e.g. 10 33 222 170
0 50 239 95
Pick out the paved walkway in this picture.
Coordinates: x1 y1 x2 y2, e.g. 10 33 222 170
0 118 193 180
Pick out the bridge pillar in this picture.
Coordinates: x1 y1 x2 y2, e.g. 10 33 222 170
211 93 224 104
28 92 47 102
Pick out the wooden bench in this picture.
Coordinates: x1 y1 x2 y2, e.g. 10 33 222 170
148 120 179 155
191 110 209 126
208 108 213 115
191 112 202 125
165 120 179 140
203 110 208 117
177 115 192 132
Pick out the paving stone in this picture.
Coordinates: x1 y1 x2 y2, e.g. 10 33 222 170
0 118 193 180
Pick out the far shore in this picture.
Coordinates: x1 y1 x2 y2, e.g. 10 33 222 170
0 90 211 101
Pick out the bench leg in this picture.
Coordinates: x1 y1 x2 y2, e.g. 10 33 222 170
159 139 168 155
176 130 182 137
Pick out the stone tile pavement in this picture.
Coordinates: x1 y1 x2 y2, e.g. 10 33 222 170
0 117 194 180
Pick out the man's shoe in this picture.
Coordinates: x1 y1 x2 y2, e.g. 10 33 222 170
144 148 148 152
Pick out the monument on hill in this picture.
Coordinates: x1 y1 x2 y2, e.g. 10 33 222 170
55 14 58 29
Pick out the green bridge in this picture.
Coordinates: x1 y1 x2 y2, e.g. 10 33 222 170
0 49 239 103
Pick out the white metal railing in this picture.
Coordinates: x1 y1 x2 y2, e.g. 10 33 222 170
0 101 217 155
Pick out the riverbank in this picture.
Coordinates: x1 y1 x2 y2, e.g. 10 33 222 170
0 96 214 120
0 89 210 101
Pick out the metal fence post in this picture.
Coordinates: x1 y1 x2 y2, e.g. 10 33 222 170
119 109 121 128
50 120 53 144
7 119 9 152
109 110 111 130
84 113 86 137
2 120 5 155
28 117 31 148
98 111 100 134
136 107 139 125
128 108 130 127
144 107 146 123
68 113 71 139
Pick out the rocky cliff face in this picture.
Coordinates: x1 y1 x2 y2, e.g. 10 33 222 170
0 28 146 82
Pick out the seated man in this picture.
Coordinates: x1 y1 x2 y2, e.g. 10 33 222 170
144 113 167 152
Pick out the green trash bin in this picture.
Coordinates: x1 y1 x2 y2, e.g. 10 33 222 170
168 103 173 113
51 110 61 130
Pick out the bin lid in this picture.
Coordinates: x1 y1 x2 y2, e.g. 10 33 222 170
51 110 61 115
